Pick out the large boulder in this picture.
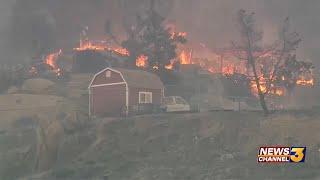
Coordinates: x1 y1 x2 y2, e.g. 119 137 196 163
22 78 55 94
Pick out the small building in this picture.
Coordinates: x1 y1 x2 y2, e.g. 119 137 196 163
89 67 164 117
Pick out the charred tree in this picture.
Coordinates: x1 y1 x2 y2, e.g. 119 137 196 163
121 0 186 71
258 18 314 96
72 50 108 73
275 54 314 94
233 11 313 115
234 10 269 115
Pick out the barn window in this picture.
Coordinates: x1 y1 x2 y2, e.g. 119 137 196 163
106 70 111 78
139 92 152 104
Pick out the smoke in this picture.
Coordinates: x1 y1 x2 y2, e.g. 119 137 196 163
168 0 320 64
1 0 320 66
0 0 15 63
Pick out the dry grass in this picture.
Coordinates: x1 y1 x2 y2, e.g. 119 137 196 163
1 109 320 179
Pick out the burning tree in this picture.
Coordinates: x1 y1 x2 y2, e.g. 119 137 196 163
262 18 314 95
233 10 314 115
270 54 314 94
121 0 187 71
233 10 269 115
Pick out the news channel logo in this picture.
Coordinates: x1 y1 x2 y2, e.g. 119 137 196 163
257 146 306 163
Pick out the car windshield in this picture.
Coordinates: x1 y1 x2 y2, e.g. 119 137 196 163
175 97 187 105
164 97 175 105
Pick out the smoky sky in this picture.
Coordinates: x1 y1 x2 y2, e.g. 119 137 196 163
170 0 320 63
1 0 320 65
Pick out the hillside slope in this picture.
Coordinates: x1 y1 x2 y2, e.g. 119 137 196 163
1 111 316 180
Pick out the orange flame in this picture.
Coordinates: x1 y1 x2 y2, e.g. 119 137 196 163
297 78 314 86
45 50 62 70
250 76 285 97
136 55 148 68
74 40 130 56
43 50 63 77
180 50 192 64
164 50 192 70
222 64 235 75
165 59 176 70
113 48 130 56
75 41 106 51
170 31 187 40
250 75 315 97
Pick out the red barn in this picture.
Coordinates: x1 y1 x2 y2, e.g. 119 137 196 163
89 67 164 117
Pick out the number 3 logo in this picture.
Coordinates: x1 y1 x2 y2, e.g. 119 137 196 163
290 147 306 163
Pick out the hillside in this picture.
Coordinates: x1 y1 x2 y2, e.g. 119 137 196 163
0 76 319 180
1 111 320 180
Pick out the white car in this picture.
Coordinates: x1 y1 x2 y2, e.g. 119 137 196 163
161 96 191 112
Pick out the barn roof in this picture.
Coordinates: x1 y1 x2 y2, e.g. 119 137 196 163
114 68 164 89
91 67 164 89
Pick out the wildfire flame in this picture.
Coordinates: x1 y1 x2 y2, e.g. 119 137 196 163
165 59 175 70
167 23 187 40
250 76 285 97
29 49 63 77
45 50 62 70
168 46 249 75
34 28 316 98
163 43 315 98
164 50 192 70
75 41 106 51
249 75 314 97
170 31 187 39
222 64 235 75
74 40 130 56
296 77 314 86
136 55 148 68
113 48 130 56
180 50 192 64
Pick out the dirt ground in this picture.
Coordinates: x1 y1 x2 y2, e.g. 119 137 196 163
0 94 64 130
1 110 320 180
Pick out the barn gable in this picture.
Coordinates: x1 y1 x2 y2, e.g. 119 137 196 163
89 68 126 87
89 68 164 89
